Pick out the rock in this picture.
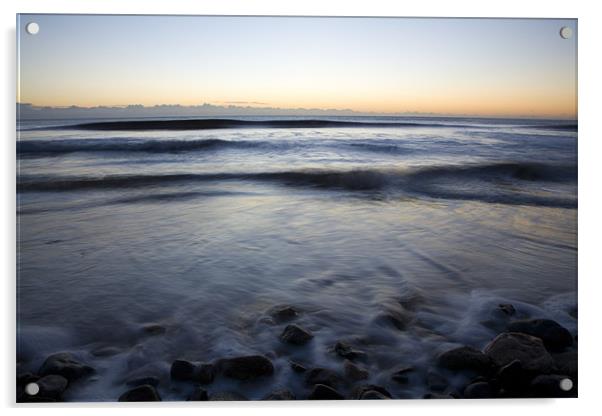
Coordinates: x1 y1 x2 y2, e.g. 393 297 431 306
263 389 296 400
290 361 307 373
209 391 248 401
217 355 274 380
484 332 556 373
423 392 456 399
36 375 69 400
187 387 208 401
333 341 367 360
529 374 575 398
141 324 166 335
426 371 448 392
507 319 573 352
280 324 313 345
391 366 414 383
496 359 532 394
350 385 392 399
126 376 160 387
377 304 411 330
553 350 577 378
170 359 215 384
91 346 122 357
344 360 368 381
269 306 299 322
305 368 343 388
498 304 516 316
438 346 493 374
463 381 493 398
307 384 344 400
118 384 161 402
38 353 94 381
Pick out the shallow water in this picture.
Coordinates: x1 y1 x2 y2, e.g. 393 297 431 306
17 116 577 400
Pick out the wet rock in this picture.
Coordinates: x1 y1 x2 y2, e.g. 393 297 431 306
280 324 314 345
507 319 573 352
217 355 274 380
305 367 343 388
209 391 249 401
17 372 39 387
126 376 160 387
426 371 448 392
118 384 161 402
290 361 307 373
344 360 369 381
36 375 69 400
463 381 493 398
187 387 209 401
170 359 215 384
141 324 166 336
391 366 414 384
333 341 367 360
91 346 122 357
498 304 516 316
359 390 390 399
308 384 344 400
377 304 411 330
484 332 555 373
38 352 94 381
350 385 392 399
438 346 493 374
263 389 296 400
529 374 575 398
269 306 299 322
553 350 577 378
495 359 531 394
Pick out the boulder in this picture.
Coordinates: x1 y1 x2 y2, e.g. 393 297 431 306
170 359 215 384
263 389 296 400
391 366 414 384
350 385 392 399
36 375 69 400
484 332 555 373
426 371 448 392
209 391 248 401
333 341 367 360
187 387 208 401
507 319 573 352
38 353 94 381
307 384 344 400
290 361 307 373
529 374 575 398
344 360 369 381
463 381 493 399
217 355 274 380
438 346 493 374
498 304 516 316
305 367 343 388
280 324 313 345
553 350 577 379
269 306 299 322
496 359 532 394
118 384 161 402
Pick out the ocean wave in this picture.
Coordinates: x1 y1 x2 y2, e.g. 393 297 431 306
17 162 577 208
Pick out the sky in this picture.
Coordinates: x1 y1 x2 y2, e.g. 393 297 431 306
17 15 577 118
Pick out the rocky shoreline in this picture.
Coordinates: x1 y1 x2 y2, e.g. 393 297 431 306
17 303 577 402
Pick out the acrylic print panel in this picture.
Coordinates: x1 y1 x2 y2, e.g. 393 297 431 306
16 14 577 402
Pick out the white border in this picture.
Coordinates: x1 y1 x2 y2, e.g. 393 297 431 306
2 1 601 415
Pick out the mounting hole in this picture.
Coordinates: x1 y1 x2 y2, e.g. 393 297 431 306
559 378 573 391
26 22 39 35
25 382 40 396
559 26 573 39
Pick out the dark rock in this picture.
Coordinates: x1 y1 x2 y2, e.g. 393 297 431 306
280 324 313 345
118 384 161 402
209 391 248 401
305 367 343 388
333 341 367 360
359 390 390 399
484 332 555 373
141 324 166 335
553 350 577 378
344 360 368 381
377 305 411 330
91 346 122 357
269 306 299 322
308 384 344 400
498 304 516 316
529 374 575 398
36 375 69 400
391 366 414 384
170 359 215 384
463 381 493 398
187 387 209 401
496 359 532 393
423 392 456 399
126 376 160 387
290 361 307 373
38 353 94 381
217 355 274 380
263 389 296 400
438 346 492 374
17 372 39 387
426 371 448 392
350 385 392 400
507 319 573 351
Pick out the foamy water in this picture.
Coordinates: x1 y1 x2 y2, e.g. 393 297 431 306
17 116 577 400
